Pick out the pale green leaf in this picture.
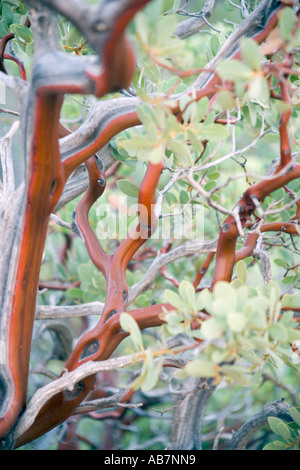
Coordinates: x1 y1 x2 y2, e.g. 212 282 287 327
148 145 165 164
10 23 33 43
277 421 292 442
214 90 235 111
184 358 216 378
279 7 297 42
164 289 183 308
78 263 95 282
179 280 196 311
119 313 144 352
268 323 288 342
240 37 262 71
198 123 229 141
140 351 162 392
194 97 210 122
287 328 300 343
213 281 237 310
201 317 225 340
248 76 270 104
289 407 300 427
134 12 149 44
3 4 14 26
268 416 283 435
263 441 286 450
235 260 247 283
211 298 231 317
282 294 300 310
116 180 139 198
186 129 204 153
227 312 247 333
141 56 161 83
220 365 250 386
216 59 252 81
196 288 212 312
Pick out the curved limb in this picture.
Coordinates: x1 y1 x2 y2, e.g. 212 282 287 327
73 155 108 274
14 302 174 447
0 0 151 445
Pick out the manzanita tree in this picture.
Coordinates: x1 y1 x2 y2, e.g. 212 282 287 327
0 0 300 451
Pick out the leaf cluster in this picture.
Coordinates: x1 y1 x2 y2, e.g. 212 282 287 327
264 394 300 450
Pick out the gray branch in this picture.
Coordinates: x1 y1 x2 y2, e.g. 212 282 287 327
174 0 216 39
129 238 218 303
36 301 104 320
230 398 292 450
171 377 215 450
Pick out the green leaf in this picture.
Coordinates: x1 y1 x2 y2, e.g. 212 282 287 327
287 328 300 343
155 13 177 46
214 90 235 111
268 416 283 435
281 275 298 285
167 139 192 166
129 360 148 391
282 294 300 309
227 312 247 333
200 317 225 340
198 123 229 141
240 37 262 71
140 56 161 84
220 365 250 386
179 190 189 204
204 181 217 192
10 23 33 43
141 352 162 393
184 358 216 378
247 310 267 330
117 133 154 154
207 171 220 180
78 263 95 283
164 289 182 308
0 21 9 37
134 12 149 45
235 260 247 283
210 34 220 56
148 144 165 164
268 323 288 341
211 298 231 317
66 287 84 300
2 4 14 26
179 280 196 311
277 421 292 442
116 180 139 198
248 76 270 104
279 7 297 42
289 407 300 427
274 258 288 268
196 288 212 312
216 59 252 82
136 103 156 126
165 312 184 335
263 441 286 450
186 129 204 153
194 97 210 122
119 313 144 352
213 281 237 310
